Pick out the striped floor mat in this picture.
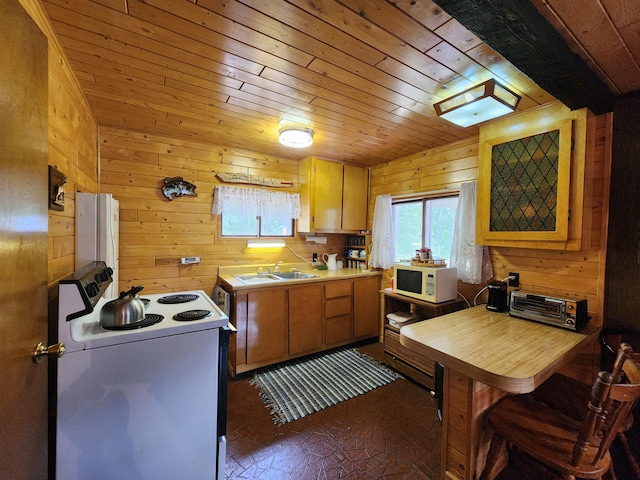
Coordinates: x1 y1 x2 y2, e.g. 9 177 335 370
250 347 403 425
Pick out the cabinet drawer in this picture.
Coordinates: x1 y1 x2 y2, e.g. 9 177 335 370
383 353 435 390
325 280 352 299
325 296 351 318
384 328 434 376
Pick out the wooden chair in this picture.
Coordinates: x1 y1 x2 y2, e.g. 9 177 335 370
480 343 640 480
530 351 640 478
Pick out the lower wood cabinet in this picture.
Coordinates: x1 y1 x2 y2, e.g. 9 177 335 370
354 276 380 338
246 289 287 365
289 284 324 356
226 275 381 375
381 289 465 391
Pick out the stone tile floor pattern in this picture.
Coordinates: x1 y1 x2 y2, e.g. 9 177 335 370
225 342 441 479
225 341 640 480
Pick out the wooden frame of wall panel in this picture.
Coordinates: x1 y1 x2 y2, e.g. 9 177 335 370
476 101 590 250
478 119 573 242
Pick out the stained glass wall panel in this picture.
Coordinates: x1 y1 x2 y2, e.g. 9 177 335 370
490 130 560 232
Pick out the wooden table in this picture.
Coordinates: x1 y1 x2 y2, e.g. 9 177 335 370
400 305 599 480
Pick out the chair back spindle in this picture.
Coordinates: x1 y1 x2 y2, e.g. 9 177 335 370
571 371 613 467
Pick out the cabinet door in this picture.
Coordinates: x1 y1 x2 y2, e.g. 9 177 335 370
231 292 248 372
289 284 324 356
353 276 380 339
342 164 368 231
326 315 352 345
313 159 343 230
246 289 287 365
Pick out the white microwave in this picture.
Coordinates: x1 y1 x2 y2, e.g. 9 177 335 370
393 263 458 303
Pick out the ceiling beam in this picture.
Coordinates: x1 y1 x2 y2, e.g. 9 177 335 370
432 0 616 114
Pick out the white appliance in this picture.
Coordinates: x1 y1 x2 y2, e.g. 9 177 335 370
393 263 458 303
55 262 230 480
76 193 119 298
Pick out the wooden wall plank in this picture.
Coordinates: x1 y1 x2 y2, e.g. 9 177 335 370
100 126 352 294
19 0 100 288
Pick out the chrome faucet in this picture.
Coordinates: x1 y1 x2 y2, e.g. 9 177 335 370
267 261 283 273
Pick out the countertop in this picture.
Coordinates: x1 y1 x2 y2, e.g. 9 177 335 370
218 262 381 291
400 305 599 393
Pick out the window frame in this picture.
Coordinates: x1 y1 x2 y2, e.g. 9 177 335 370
391 190 459 264
219 214 295 238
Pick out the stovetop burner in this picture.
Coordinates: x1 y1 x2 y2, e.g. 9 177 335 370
173 309 212 322
102 314 164 331
157 294 199 304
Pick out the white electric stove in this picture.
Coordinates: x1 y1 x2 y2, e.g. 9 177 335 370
54 262 230 480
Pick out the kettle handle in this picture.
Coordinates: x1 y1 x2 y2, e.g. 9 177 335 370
119 285 145 299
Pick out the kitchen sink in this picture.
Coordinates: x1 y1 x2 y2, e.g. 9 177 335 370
233 271 319 284
273 271 319 280
233 273 282 284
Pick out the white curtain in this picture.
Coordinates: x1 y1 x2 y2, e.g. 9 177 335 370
212 185 301 219
450 182 493 284
369 194 395 269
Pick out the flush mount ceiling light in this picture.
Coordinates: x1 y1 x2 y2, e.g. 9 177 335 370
434 79 521 128
278 128 314 148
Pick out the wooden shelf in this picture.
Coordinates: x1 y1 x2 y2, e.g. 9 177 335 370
344 233 370 269
380 289 465 392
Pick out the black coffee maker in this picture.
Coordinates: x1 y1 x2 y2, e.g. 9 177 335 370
486 281 508 312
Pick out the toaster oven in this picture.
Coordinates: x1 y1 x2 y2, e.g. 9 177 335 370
509 291 589 331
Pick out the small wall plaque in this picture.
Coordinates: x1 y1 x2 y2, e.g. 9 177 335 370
49 165 67 211
161 176 198 200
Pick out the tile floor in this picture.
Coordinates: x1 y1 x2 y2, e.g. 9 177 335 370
225 341 640 480
225 342 441 479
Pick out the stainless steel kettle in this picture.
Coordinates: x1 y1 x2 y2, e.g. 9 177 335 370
99 285 146 327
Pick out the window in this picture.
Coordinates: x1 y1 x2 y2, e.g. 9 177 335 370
392 195 458 264
221 214 294 237
212 186 299 237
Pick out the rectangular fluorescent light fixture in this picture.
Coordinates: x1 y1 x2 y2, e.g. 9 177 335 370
246 239 286 248
434 79 521 128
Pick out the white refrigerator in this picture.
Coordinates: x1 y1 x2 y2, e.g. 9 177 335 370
76 193 119 298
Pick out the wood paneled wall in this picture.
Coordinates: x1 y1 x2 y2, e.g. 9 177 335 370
20 0 100 289
99 127 346 295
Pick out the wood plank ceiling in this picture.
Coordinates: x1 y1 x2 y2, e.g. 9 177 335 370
41 0 639 166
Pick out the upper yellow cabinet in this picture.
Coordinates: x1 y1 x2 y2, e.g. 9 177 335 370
476 102 594 251
298 157 369 233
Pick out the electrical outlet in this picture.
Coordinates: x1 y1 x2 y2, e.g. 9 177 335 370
312 253 318 263
508 272 519 288
180 256 200 265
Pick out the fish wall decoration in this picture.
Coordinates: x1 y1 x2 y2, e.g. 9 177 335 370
161 176 198 200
